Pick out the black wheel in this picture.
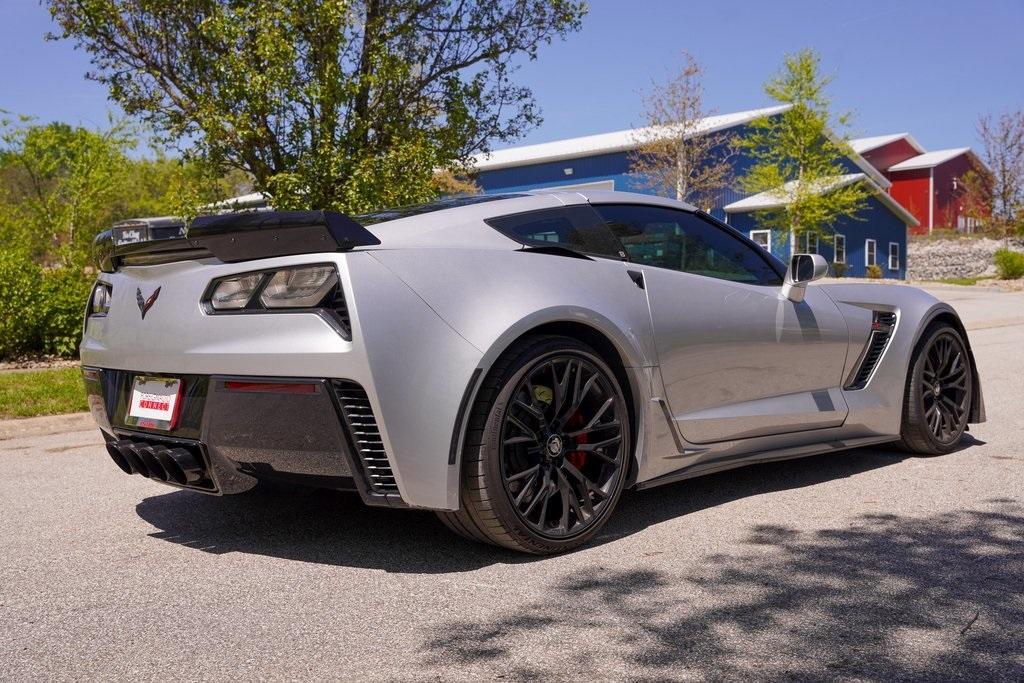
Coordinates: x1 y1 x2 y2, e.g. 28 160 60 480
438 335 630 554
898 322 973 454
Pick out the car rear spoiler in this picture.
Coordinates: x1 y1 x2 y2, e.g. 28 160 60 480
94 210 381 272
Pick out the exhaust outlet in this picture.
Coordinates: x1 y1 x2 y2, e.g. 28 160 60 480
116 442 151 478
165 447 204 484
134 445 168 482
105 437 212 490
106 441 135 475
152 447 187 485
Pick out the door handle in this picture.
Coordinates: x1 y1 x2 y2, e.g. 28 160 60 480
627 270 644 290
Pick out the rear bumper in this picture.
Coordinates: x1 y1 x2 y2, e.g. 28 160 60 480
83 368 406 507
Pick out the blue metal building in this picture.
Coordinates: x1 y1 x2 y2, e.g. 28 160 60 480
472 106 918 279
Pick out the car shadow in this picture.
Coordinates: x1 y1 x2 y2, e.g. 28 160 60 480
135 438 982 574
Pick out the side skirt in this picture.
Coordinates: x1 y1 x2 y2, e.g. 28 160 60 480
633 434 899 491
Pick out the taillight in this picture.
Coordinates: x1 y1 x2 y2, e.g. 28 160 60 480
88 282 112 316
259 266 338 308
204 264 339 312
210 273 263 310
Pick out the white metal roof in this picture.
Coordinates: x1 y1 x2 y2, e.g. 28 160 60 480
849 132 926 155
723 172 919 226
887 148 972 171
470 105 792 171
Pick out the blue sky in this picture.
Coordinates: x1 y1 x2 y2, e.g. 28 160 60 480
3 1 1022 154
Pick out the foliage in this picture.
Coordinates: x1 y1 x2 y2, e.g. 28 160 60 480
0 250 44 358
994 248 1024 279
0 249 93 360
0 366 88 419
432 169 481 198
865 264 882 279
738 49 869 246
38 267 94 357
936 276 983 286
830 262 847 278
0 117 246 268
47 0 586 213
0 116 131 267
976 110 1024 236
630 52 733 210
957 168 994 232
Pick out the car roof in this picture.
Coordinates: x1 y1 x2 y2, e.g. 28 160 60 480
352 190 703 251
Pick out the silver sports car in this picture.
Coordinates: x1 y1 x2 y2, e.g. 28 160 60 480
82 190 984 554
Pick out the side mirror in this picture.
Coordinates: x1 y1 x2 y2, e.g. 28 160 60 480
782 253 829 303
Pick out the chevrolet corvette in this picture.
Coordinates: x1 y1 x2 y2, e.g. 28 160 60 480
81 190 984 553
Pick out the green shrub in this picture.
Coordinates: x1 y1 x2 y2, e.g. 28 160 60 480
994 248 1024 280
831 262 847 277
0 250 43 359
38 267 93 357
866 264 883 279
0 251 93 359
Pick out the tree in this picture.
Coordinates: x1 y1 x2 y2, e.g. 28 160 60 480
738 49 869 252
47 0 585 213
0 116 244 267
0 116 130 267
629 52 733 211
976 109 1024 236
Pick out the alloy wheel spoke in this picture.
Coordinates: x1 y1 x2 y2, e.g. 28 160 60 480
574 435 622 454
522 471 551 518
557 370 599 425
507 463 540 484
566 420 620 439
513 471 540 507
514 398 545 421
563 460 610 502
506 414 539 443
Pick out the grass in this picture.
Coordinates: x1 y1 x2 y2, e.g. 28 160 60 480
0 366 88 419
935 276 984 286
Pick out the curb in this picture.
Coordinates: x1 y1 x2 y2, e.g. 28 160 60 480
0 412 96 441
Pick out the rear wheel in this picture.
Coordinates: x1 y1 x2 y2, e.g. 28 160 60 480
898 322 973 455
438 336 630 554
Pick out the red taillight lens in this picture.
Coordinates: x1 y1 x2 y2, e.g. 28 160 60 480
223 381 317 394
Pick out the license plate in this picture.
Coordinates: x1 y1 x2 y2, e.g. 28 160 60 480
125 376 184 431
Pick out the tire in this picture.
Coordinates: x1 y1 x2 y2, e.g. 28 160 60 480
897 322 973 455
438 335 631 554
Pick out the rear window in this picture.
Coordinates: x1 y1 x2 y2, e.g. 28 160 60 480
356 194 526 225
486 206 626 259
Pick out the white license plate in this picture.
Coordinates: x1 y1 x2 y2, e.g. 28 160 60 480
126 376 184 431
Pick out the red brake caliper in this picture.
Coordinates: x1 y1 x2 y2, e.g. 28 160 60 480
566 412 587 470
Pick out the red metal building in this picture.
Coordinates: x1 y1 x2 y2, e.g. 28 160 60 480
851 134 989 235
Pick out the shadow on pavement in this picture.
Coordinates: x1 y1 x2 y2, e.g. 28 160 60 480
135 443 941 573
421 499 1024 680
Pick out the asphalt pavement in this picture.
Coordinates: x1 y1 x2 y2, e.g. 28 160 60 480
1 285 1022 680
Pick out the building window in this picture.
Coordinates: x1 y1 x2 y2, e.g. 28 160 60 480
889 242 900 271
865 239 877 267
834 233 846 264
799 232 819 254
749 230 771 253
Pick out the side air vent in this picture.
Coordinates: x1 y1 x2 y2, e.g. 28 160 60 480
332 381 399 495
846 311 898 390
327 284 352 339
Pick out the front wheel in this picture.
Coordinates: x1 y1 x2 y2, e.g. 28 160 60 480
898 322 974 455
438 336 630 554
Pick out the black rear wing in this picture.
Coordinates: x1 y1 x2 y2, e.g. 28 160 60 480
94 210 380 272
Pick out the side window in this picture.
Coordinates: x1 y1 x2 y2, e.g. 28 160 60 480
486 206 626 260
593 204 783 285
